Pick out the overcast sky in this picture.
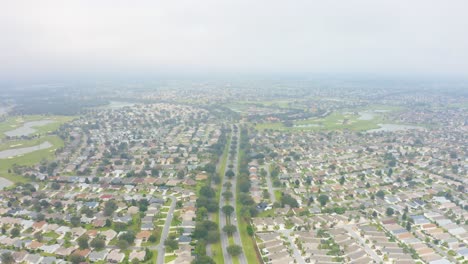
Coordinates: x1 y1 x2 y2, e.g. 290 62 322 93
1 0 468 82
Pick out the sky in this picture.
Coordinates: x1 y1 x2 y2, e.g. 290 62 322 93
1 0 468 83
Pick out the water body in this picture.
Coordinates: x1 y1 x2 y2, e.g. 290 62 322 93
294 124 322 128
357 111 375 120
5 120 55 137
367 124 424 133
103 101 136 109
357 110 389 121
0 141 52 159
0 177 13 189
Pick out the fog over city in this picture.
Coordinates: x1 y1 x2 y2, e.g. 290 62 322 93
0 2 467 264
2 0 468 84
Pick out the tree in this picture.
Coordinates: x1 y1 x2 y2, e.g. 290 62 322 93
117 239 129 250
406 221 412 231
223 224 237 235
148 234 157 243
10 227 20 238
192 256 216 264
1 252 14 264
177 170 185 179
339 176 345 185
193 220 218 240
376 190 385 199
119 231 136 244
281 194 299 208
34 231 44 242
104 200 118 216
51 182 61 190
318 194 329 207
206 230 220 243
70 215 81 227
77 234 89 249
225 170 235 179
199 186 215 198
386 207 394 216
222 205 234 217
247 225 254 236
227 245 243 256
90 236 106 250
70 254 85 264
164 237 179 250
222 191 233 200
114 222 128 232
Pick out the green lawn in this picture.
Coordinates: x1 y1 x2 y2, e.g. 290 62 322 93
254 104 407 132
0 135 65 183
274 190 282 202
0 136 57 151
211 131 231 264
164 254 176 263
0 115 75 139
0 115 74 183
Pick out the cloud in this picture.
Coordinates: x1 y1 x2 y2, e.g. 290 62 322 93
1 0 468 81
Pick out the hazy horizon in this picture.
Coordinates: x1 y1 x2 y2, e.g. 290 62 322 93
2 0 468 84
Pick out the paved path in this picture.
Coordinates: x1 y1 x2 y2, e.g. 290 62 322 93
342 224 381 263
263 164 276 203
229 126 248 264
278 229 306 264
156 195 176 264
219 130 234 264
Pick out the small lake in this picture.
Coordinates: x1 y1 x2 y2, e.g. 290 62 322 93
357 110 389 121
367 124 424 133
4 120 55 137
0 141 52 159
357 112 375 120
103 101 136 109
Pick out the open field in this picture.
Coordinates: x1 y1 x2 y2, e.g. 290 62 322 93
0 135 64 183
226 99 308 113
0 115 74 183
255 104 406 132
0 115 75 139
0 136 58 151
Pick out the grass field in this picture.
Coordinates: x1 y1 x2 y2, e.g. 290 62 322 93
0 136 57 151
0 115 74 183
0 135 64 183
255 105 404 132
0 115 74 139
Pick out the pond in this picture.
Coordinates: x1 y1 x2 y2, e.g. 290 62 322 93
103 101 136 109
357 110 389 120
367 124 424 133
4 120 55 137
0 141 52 159
357 111 375 120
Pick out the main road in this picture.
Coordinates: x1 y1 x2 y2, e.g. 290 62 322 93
219 125 248 264
156 195 177 264
263 163 276 203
